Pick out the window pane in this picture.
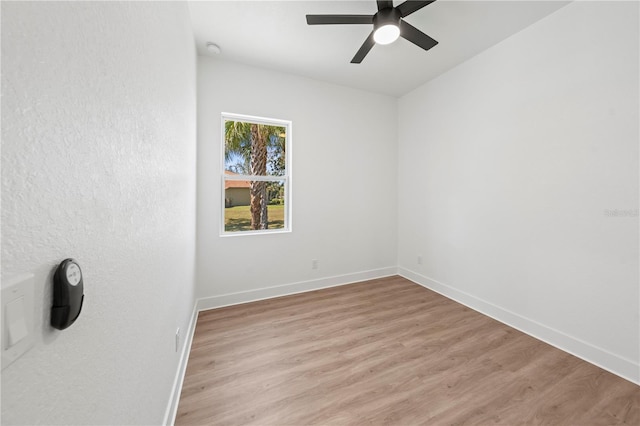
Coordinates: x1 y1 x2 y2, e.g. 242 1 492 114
224 180 286 232
224 120 286 176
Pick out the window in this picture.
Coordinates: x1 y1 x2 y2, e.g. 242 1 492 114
221 113 291 235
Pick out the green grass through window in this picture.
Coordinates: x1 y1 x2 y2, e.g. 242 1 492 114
225 205 285 232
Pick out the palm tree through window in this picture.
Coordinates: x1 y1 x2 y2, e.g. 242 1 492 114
222 113 291 234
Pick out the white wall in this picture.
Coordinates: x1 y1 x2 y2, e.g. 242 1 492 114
1 2 196 424
197 58 397 306
398 1 639 382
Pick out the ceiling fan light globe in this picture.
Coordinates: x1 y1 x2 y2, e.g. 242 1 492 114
373 24 400 45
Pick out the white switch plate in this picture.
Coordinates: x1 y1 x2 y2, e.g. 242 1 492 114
2 273 35 370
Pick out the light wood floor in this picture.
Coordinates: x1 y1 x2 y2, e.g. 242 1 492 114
176 276 639 425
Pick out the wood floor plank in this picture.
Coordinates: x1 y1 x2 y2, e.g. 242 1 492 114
176 276 640 425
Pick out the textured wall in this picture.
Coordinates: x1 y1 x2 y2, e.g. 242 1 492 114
197 58 398 300
1 2 196 424
398 1 639 381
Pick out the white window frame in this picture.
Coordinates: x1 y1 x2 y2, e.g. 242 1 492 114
221 112 292 236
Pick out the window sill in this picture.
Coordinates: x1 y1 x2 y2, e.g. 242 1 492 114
220 228 292 238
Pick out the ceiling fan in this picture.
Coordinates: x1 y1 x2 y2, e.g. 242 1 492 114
306 0 438 64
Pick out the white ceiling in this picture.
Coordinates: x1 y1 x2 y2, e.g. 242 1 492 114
188 1 570 97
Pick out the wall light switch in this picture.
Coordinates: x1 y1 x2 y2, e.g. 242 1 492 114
6 297 28 348
2 273 35 370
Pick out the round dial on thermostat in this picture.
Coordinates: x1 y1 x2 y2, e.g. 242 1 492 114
66 263 82 286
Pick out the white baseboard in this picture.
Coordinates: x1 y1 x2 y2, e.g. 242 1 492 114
163 302 199 426
196 266 398 311
398 267 640 385
162 266 397 424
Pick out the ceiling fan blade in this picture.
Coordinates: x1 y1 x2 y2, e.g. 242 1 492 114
399 20 438 51
377 1 394 11
351 31 376 64
306 14 373 25
397 0 436 18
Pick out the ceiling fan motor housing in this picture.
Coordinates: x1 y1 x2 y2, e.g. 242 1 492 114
373 7 402 30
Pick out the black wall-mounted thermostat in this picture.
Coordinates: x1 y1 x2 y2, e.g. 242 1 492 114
51 258 84 330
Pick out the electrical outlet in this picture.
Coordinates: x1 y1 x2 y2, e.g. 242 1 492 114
311 259 319 270
417 255 423 265
175 328 180 353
